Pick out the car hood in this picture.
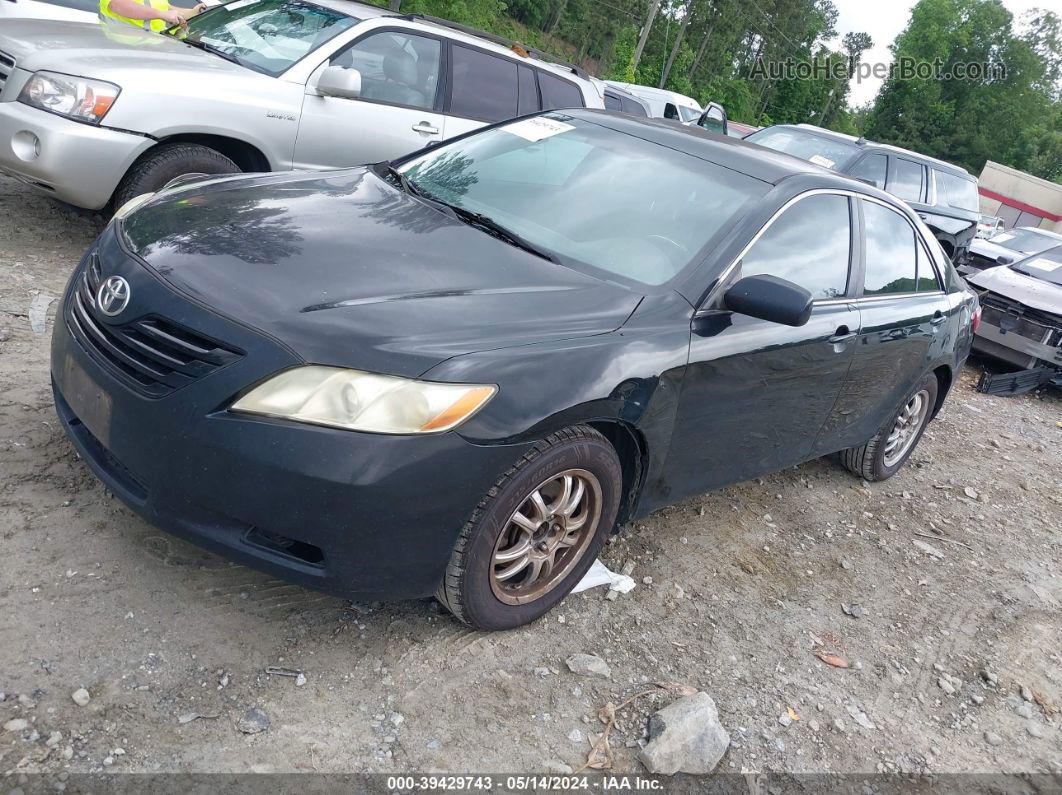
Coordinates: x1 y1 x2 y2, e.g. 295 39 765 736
120 169 643 377
0 20 246 81
968 237 1013 261
967 265 1062 316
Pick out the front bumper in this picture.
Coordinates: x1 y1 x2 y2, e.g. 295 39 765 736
51 231 528 599
0 96 152 209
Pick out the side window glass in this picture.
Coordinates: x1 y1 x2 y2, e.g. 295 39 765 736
538 72 583 110
663 103 680 120
517 65 539 116
887 158 924 202
740 194 851 300
331 32 440 111
863 202 919 294
450 45 519 122
604 92 623 111
622 97 648 116
848 154 886 188
916 243 940 291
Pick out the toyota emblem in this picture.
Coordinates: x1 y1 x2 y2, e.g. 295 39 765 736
96 275 131 317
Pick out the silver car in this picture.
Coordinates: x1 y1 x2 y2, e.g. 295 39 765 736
0 1 604 210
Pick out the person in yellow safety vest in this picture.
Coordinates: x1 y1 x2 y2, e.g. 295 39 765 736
99 0 206 33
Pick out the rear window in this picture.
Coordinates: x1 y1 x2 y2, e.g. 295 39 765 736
539 72 584 111
744 128 859 170
935 170 979 211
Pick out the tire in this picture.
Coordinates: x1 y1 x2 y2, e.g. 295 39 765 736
437 426 622 631
841 373 938 482
112 143 239 211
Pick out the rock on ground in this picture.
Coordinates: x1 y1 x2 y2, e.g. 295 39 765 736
638 692 730 775
565 654 610 678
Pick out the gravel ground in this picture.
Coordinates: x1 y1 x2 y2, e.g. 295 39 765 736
1 175 1060 780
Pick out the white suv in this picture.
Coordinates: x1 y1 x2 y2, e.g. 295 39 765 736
0 1 604 210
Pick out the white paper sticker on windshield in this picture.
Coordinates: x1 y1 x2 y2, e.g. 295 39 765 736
809 154 835 168
1023 257 1061 273
991 233 1014 243
503 117 575 142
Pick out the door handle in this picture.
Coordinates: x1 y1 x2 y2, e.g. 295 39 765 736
828 325 857 344
412 122 440 134
930 311 946 327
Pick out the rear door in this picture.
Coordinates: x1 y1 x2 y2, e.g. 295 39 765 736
826 198 950 449
664 192 861 500
886 156 926 205
441 43 524 139
295 29 446 169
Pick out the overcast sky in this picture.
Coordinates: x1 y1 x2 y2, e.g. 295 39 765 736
829 0 1046 107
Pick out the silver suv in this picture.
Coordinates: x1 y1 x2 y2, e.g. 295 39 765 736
0 1 604 210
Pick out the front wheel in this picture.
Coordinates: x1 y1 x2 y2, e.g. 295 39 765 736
840 373 938 481
112 143 239 212
437 426 622 630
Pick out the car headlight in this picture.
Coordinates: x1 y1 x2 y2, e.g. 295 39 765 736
230 366 497 434
18 71 120 124
113 192 156 220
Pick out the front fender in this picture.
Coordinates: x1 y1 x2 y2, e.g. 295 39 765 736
425 292 694 516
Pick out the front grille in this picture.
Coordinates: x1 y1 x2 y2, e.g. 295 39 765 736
0 50 14 96
980 293 1062 348
66 254 243 398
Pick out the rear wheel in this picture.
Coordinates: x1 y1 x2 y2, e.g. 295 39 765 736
840 373 938 481
112 143 239 211
437 426 622 630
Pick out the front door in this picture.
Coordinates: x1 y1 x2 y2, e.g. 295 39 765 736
294 29 446 170
664 192 861 502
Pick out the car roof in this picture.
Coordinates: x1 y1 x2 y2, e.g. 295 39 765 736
308 0 591 83
604 82 701 110
782 123 973 178
572 109 892 192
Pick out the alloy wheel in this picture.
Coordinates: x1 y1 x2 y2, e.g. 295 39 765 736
490 469 602 606
882 389 930 467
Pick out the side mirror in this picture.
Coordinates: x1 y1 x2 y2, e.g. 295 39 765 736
317 65 361 99
996 254 1014 265
723 274 813 327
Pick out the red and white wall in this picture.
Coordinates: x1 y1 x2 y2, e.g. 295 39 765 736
977 160 1062 233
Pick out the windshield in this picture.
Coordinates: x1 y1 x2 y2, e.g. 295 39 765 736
677 105 701 122
1012 245 1062 286
989 227 1060 255
178 0 358 77
745 128 859 170
397 114 767 286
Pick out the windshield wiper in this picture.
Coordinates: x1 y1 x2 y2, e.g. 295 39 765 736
378 163 463 217
447 206 559 263
376 164 557 263
175 36 243 66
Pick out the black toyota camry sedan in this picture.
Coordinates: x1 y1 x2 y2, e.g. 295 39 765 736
51 110 979 630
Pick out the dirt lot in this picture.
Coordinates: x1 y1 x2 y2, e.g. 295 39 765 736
1 174 1060 781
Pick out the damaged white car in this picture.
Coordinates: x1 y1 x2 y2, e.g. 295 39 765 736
968 244 1062 394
